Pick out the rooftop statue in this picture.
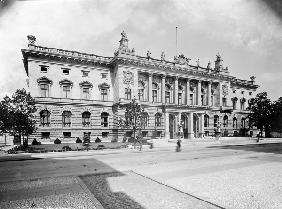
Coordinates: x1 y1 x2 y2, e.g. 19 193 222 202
161 51 165 61
174 54 191 65
27 35 36 45
147 50 152 58
119 30 129 49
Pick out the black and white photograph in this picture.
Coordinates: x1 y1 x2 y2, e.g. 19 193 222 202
0 0 282 208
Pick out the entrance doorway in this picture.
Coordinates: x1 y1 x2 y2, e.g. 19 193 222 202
169 114 176 139
181 114 188 139
193 114 199 138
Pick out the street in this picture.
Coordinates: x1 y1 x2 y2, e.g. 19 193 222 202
0 143 281 209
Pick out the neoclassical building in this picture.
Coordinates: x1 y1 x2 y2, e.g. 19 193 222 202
22 32 259 142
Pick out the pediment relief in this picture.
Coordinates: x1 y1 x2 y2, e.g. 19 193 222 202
98 82 110 89
37 76 53 85
79 81 93 88
59 79 73 86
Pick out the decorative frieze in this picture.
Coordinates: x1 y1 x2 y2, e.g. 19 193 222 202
123 71 134 86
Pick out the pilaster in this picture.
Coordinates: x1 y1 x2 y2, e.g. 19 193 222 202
197 80 201 105
186 79 190 105
174 77 179 104
187 112 194 138
148 73 152 102
161 75 166 103
207 81 212 106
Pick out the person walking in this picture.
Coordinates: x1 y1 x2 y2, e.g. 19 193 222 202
176 139 181 152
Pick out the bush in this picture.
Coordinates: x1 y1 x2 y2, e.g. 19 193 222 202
97 144 105 150
54 138 61 144
95 137 101 143
32 138 41 145
76 137 82 143
128 137 135 143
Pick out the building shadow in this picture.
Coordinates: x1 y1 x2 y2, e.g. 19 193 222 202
207 142 282 154
0 152 145 209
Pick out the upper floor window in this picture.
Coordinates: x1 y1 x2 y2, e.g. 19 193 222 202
138 81 145 101
240 98 246 110
204 114 209 127
80 81 93 100
62 111 71 127
101 112 109 127
152 83 158 102
59 79 73 99
241 117 246 128
101 73 107 79
82 70 89 77
155 113 162 127
165 84 172 104
222 98 227 107
82 111 91 127
37 76 52 98
62 68 70 75
40 110 50 127
178 86 183 105
249 92 252 96
232 97 238 110
40 65 48 73
99 83 110 101
125 88 132 100
211 95 214 106
190 94 194 105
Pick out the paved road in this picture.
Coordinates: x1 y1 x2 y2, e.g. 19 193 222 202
0 143 281 208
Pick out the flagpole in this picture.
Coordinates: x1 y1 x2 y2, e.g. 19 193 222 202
176 26 178 57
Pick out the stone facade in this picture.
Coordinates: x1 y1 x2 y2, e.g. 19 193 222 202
22 32 259 143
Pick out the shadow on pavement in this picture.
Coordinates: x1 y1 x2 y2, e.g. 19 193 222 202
207 142 282 154
0 153 145 209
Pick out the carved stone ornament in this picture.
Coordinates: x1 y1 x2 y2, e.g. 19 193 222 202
222 85 228 96
174 54 191 65
147 50 152 58
231 97 238 102
27 35 36 45
165 77 174 84
123 71 134 86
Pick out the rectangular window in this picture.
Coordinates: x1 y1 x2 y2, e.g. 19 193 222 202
201 95 204 106
82 70 89 77
165 92 170 103
211 95 214 106
82 88 90 99
63 132 71 138
101 89 108 101
62 68 70 75
190 94 194 105
101 73 107 79
178 93 182 104
63 86 70 98
125 88 131 100
41 132 50 139
142 131 148 137
152 90 157 102
102 132 109 138
40 66 48 73
222 98 227 107
40 84 49 97
138 89 144 101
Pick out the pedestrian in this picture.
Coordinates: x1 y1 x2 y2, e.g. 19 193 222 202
256 133 260 143
176 139 181 152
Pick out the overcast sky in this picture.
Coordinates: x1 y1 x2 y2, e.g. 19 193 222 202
0 0 281 101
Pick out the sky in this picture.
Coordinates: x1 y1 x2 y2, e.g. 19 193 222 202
0 0 282 101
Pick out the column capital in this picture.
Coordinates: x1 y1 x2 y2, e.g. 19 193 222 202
160 74 166 78
148 72 153 77
174 76 179 81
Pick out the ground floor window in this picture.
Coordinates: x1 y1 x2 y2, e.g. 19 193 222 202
142 131 148 137
102 132 109 138
63 132 71 138
205 131 209 136
41 132 50 139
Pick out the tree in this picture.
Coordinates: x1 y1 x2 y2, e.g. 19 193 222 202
271 97 282 133
116 99 146 144
248 92 273 137
0 89 37 146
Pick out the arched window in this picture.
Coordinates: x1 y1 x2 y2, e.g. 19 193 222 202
80 81 93 100
165 84 172 104
214 115 219 127
240 98 246 110
37 77 52 97
232 97 238 110
241 117 246 128
152 83 158 102
40 110 50 127
142 112 149 127
204 114 209 127
59 79 73 99
223 115 228 127
138 81 145 101
82 111 91 127
101 112 109 127
178 86 183 105
233 117 237 128
155 113 162 127
62 111 71 127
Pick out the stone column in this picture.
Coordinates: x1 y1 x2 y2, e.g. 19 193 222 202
187 112 194 138
197 80 201 105
207 81 212 106
186 79 190 105
165 112 170 140
174 77 178 104
218 82 222 106
199 113 205 138
148 73 152 102
161 75 166 103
